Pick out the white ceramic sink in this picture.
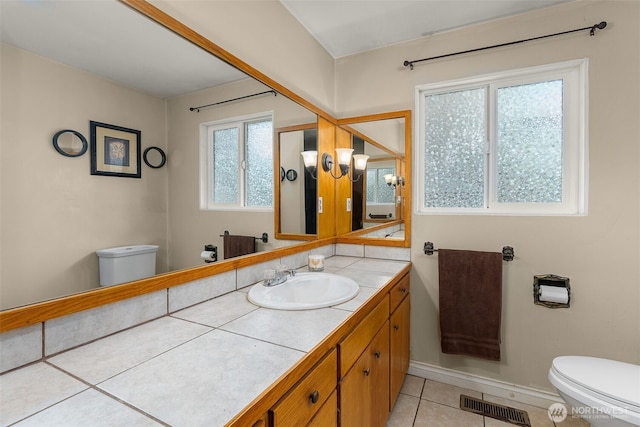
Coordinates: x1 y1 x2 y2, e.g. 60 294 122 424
247 272 359 310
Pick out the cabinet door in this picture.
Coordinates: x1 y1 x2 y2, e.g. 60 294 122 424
390 295 410 409
370 323 390 427
340 321 389 427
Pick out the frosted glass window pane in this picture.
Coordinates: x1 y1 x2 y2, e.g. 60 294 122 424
213 128 238 204
497 80 563 203
245 120 273 207
366 168 395 203
423 88 486 208
366 170 375 203
376 168 395 203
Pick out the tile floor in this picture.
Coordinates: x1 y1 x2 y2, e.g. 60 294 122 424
386 375 590 427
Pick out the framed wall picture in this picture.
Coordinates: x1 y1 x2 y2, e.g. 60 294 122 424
90 121 141 178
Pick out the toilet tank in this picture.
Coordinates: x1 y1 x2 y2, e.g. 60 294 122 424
96 245 159 286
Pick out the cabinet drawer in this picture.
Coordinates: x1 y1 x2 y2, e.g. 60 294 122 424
271 349 337 426
308 390 337 426
390 273 410 313
339 295 389 376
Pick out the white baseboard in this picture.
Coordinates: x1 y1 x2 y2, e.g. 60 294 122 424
408 360 563 410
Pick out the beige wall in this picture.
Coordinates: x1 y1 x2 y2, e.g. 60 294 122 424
335 1 640 392
0 44 168 309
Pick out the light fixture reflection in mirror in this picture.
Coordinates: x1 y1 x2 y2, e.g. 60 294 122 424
301 149 369 182
384 174 405 187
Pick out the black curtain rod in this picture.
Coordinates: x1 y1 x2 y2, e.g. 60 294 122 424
189 90 277 112
403 21 607 70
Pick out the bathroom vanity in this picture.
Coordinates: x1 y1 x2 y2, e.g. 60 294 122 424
229 264 410 427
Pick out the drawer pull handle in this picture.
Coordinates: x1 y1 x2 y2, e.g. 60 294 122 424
374 351 381 358
309 390 320 404
400 287 407 293
363 368 371 376
394 324 400 330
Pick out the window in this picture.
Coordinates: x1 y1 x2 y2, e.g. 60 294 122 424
416 59 587 215
200 113 273 210
366 167 396 204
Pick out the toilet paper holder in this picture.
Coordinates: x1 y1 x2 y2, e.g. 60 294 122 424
203 244 218 263
533 274 571 308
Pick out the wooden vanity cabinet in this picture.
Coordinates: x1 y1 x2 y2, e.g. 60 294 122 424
389 274 410 409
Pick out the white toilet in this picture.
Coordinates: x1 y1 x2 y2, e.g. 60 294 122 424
549 356 640 426
96 245 159 286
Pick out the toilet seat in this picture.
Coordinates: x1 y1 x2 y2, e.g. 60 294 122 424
550 356 640 414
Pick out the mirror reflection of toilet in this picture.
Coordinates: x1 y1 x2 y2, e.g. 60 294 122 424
96 245 159 287
549 356 640 426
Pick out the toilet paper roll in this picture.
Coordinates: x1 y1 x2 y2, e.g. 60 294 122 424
200 251 216 261
539 285 569 304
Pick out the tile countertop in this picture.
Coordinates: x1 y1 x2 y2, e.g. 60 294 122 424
0 256 409 427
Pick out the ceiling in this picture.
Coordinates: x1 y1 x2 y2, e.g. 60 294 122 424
1 0 571 99
280 0 571 58
0 0 247 99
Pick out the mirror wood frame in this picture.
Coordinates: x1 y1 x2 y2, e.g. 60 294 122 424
336 110 412 248
0 0 409 332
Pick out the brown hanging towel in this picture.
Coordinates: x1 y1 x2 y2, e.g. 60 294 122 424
438 249 503 361
223 234 256 259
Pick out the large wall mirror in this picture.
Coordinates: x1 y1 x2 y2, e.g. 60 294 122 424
0 0 318 310
336 111 412 247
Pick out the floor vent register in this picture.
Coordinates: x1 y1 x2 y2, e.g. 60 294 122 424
460 395 532 427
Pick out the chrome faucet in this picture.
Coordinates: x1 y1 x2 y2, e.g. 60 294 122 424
263 267 296 287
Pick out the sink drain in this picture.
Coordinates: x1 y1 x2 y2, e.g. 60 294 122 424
460 395 531 426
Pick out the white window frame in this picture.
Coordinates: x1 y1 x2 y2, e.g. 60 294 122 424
199 112 274 211
415 59 588 216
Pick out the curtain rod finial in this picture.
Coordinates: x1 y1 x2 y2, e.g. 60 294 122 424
590 21 607 36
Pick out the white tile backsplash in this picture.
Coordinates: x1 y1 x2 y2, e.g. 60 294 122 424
365 245 411 261
44 290 167 355
236 259 281 289
0 323 41 374
336 243 365 257
168 269 236 312
280 250 311 270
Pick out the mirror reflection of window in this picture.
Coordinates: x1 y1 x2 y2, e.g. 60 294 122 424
367 167 396 204
201 114 274 210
